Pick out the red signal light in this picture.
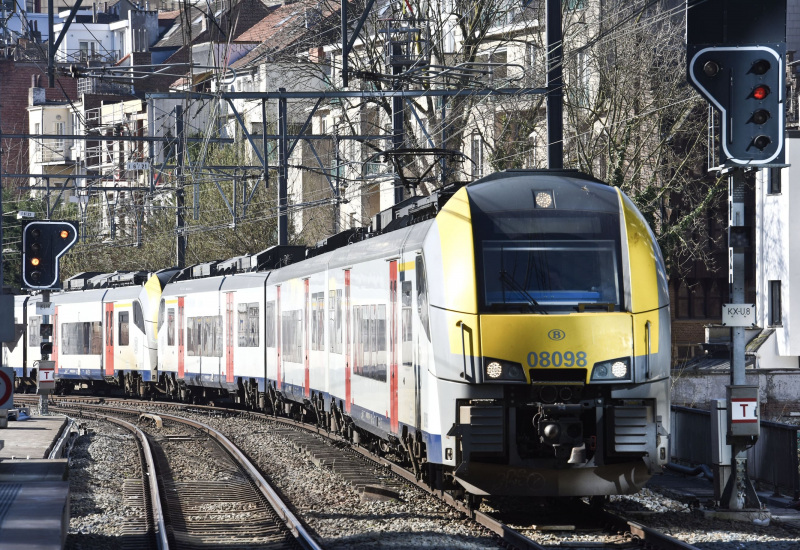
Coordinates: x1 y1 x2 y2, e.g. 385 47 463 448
753 85 770 100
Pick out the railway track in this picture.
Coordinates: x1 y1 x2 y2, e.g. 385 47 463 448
27 394 703 550
47 400 320 550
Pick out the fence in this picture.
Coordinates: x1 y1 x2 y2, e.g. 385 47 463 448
671 406 800 499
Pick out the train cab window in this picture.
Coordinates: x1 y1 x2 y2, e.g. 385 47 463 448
119 311 130 346
167 308 175 346
472 209 623 313
133 301 145 334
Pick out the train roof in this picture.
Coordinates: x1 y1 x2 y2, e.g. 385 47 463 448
467 169 620 213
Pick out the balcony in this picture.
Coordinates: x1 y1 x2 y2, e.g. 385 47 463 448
35 143 76 165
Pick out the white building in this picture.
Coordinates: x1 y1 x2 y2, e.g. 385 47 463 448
753 132 800 368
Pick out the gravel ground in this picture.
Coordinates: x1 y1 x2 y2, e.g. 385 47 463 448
57 402 800 549
63 418 142 550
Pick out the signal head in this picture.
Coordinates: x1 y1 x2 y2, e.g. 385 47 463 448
703 60 721 77
752 109 770 125
753 135 772 150
751 59 771 75
752 85 770 100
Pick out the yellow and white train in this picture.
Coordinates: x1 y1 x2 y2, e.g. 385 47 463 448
3 169 670 498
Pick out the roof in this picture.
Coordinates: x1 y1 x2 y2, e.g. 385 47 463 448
152 0 276 49
231 0 341 69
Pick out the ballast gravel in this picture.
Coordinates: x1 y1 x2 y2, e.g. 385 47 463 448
57 403 800 549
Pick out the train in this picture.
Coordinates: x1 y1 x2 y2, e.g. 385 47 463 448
2 169 671 499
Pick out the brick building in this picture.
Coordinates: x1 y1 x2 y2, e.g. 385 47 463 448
0 59 77 186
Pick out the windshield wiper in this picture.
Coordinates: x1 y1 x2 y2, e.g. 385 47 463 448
575 302 616 313
498 270 548 314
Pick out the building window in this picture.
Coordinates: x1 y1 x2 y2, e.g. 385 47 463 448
769 280 782 326
675 278 727 320
471 134 484 179
768 167 782 195
79 41 97 61
53 121 65 151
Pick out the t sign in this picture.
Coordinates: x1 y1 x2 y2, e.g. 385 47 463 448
38 361 56 391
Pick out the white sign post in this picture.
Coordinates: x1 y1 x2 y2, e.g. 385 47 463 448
37 360 55 415
721 303 756 328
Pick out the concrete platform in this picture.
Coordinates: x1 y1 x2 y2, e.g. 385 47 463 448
0 415 71 550
0 415 67 460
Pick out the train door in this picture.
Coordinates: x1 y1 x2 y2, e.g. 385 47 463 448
390 261 399 433
304 279 310 397
104 303 114 376
178 297 185 379
345 270 351 412
276 286 282 390
225 292 234 384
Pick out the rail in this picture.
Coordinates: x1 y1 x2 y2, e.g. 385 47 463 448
151 412 322 550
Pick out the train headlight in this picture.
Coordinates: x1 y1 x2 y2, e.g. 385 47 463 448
483 358 526 382
590 357 631 382
486 361 503 379
611 361 628 378
533 189 555 208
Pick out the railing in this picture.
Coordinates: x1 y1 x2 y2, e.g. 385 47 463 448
77 78 131 95
671 405 800 499
34 144 75 164
54 49 120 64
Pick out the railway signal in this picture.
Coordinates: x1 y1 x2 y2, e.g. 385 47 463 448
21 221 78 290
688 46 785 166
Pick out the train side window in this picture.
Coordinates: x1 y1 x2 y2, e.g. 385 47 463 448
265 301 276 348
133 301 145 334
416 255 431 339
167 308 175 346
238 303 259 347
29 316 42 348
158 299 165 330
61 322 102 355
329 290 343 354
311 292 325 351
402 281 412 367
118 311 130 346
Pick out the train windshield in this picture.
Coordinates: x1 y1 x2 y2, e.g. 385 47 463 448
473 210 623 313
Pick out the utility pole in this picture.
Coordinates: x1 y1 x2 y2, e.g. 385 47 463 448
545 0 563 169
277 93 289 246
175 105 186 269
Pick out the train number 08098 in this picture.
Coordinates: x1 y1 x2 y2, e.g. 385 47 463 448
527 351 587 368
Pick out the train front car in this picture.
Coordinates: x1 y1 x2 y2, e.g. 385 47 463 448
425 170 670 497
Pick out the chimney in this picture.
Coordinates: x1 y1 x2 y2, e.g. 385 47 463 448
29 76 46 106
